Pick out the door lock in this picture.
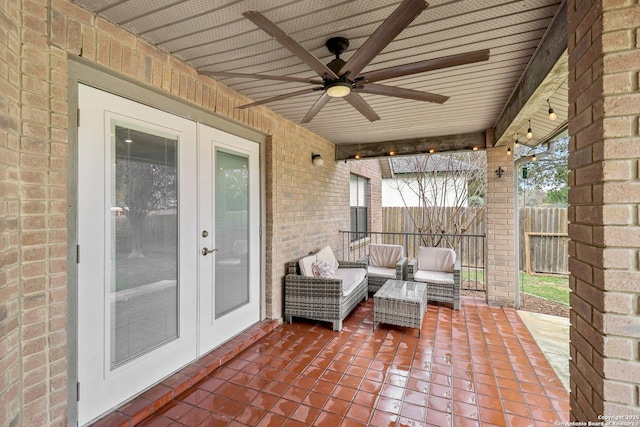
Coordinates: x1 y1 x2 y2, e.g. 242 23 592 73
201 247 218 256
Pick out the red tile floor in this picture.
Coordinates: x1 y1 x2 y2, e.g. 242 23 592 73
112 297 570 426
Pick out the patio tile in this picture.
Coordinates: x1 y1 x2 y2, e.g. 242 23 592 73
290 404 320 424
158 401 192 420
235 406 267 425
322 396 350 416
345 403 373 423
301 391 329 409
94 297 570 426
313 411 344 426
255 412 287 427
249 392 279 411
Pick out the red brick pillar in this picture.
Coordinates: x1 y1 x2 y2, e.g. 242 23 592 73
568 1 640 420
0 2 22 426
485 146 517 307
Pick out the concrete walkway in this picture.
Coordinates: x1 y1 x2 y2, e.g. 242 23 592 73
518 310 570 391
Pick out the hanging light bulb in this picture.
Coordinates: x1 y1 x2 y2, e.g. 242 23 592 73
547 99 557 121
532 152 537 162
527 120 533 139
507 144 512 156
514 133 520 149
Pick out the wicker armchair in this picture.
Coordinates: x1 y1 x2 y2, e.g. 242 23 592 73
284 247 368 331
407 246 461 310
364 244 408 294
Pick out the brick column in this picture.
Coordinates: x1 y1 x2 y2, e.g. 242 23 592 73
485 146 517 307
568 1 640 420
0 2 22 426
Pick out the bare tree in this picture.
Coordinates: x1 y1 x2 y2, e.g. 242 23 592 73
117 160 177 258
388 152 486 248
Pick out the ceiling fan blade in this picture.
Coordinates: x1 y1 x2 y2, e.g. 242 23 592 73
243 11 339 80
237 87 321 109
301 93 331 123
357 83 448 104
339 0 428 79
202 71 323 85
344 92 381 122
358 49 491 83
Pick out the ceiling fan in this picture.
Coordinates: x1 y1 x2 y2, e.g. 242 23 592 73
202 0 490 123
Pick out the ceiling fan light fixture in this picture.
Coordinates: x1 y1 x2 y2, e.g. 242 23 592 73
326 81 352 98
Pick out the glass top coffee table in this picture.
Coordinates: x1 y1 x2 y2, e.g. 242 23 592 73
373 280 429 337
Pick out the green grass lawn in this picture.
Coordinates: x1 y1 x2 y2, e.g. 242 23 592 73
520 273 569 305
463 269 569 305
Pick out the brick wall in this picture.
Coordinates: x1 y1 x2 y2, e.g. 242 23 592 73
0 1 383 424
0 1 22 426
567 0 640 420
264 127 381 316
485 146 516 307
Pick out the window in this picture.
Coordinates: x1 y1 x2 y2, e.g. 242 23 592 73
350 174 368 241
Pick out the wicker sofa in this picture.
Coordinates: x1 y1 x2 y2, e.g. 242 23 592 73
407 246 461 310
284 246 368 331
363 243 408 295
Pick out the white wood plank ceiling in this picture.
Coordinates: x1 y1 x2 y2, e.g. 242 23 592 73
72 0 567 146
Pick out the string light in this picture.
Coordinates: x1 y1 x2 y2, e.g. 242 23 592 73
547 99 557 121
514 133 520 149
507 144 512 156
527 120 533 139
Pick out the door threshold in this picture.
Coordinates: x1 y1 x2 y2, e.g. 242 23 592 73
90 319 279 426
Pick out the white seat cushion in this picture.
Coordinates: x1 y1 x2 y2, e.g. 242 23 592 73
417 247 456 273
367 265 396 279
316 246 339 271
413 269 454 285
369 244 404 268
335 268 366 296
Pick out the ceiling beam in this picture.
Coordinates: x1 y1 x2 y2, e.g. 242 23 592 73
493 0 567 147
335 131 487 161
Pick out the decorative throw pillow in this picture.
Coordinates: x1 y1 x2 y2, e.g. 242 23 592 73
311 261 336 279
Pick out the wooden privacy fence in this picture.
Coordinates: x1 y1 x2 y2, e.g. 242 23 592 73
382 206 569 276
519 207 569 275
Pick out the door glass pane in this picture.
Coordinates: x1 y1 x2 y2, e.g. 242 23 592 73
215 150 249 318
111 123 178 368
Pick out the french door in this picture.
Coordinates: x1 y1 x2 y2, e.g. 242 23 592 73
197 126 260 354
77 84 260 424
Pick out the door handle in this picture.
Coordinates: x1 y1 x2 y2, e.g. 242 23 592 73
201 247 218 256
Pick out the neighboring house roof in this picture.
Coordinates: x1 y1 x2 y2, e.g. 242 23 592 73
389 154 476 176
